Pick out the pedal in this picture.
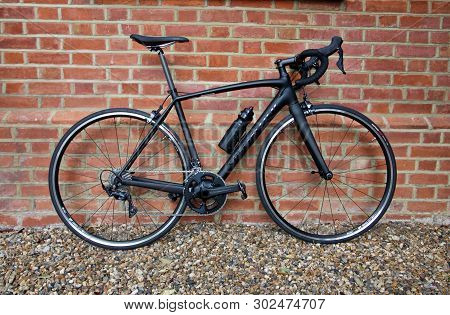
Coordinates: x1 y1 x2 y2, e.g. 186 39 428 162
237 181 247 200
205 181 247 199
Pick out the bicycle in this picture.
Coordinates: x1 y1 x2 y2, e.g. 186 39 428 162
49 34 396 250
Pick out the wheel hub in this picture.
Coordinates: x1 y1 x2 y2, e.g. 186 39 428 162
311 170 333 180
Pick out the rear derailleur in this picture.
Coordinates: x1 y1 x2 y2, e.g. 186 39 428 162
100 170 138 218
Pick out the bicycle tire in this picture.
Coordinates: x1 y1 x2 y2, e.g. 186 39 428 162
49 108 189 250
256 104 396 243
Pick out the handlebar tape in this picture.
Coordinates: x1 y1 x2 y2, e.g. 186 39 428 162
293 49 329 87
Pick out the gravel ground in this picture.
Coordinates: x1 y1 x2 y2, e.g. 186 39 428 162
0 222 448 295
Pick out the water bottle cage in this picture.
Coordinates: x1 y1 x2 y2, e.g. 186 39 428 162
218 107 254 154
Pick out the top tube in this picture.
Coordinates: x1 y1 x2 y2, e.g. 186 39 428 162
173 77 288 103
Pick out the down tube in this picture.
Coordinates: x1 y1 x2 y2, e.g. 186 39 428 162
218 88 289 180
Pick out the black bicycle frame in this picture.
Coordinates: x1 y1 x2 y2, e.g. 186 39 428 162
119 50 330 194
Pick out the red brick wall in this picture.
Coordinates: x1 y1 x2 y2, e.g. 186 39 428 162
0 0 448 227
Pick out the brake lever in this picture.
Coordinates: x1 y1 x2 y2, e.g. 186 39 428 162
337 47 346 74
312 62 321 85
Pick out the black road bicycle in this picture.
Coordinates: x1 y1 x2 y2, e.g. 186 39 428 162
49 35 396 250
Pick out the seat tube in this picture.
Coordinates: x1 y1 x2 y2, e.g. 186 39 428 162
288 93 332 179
157 50 201 167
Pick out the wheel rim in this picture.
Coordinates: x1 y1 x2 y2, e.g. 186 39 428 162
260 106 395 242
49 110 188 248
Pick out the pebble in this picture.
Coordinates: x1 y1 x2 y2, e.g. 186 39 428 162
0 222 447 294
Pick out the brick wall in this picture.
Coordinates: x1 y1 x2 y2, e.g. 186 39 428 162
0 0 448 228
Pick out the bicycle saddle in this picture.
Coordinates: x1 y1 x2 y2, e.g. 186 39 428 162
130 34 189 49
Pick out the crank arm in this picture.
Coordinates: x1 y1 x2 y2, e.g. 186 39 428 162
205 181 247 199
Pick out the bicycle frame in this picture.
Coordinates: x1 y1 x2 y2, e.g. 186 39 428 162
119 49 331 194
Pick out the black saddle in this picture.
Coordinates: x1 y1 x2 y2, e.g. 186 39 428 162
130 34 189 49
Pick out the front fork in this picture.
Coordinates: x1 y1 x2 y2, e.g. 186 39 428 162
289 100 332 180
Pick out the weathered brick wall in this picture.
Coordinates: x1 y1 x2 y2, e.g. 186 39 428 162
0 0 448 227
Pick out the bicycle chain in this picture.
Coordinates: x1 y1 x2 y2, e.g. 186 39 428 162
138 169 193 174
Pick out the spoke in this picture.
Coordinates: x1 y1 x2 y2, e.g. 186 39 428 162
282 180 323 219
273 145 310 168
60 169 99 181
131 138 170 173
265 176 315 186
144 155 180 174
273 177 320 202
133 121 148 154
328 119 354 166
62 183 101 202
60 181 98 185
315 114 323 157
330 180 355 229
135 195 166 216
84 129 115 169
110 198 115 240
85 161 108 172
125 120 149 170
65 152 110 171
114 117 122 167
97 120 112 165
300 180 322 227
134 210 143 235
331 152 367 172
70 191 105 215
332 140 381 172
333 177 381 202
62 153 108 172
82 196 112 228
265 164 312 171
81 197 114 228
283 129 315 166
99 197 114 229
334 163 387 175
96 121 115 168
332 130 370 170
325 181 337 234
135 197 159 229
123 200 129 241
126 117 131 163
333 173 386 184
136 187 166 198
331 179 370 217
316 181 328 234
328 114 336 166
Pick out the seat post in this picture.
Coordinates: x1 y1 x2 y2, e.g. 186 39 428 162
157 49 177 96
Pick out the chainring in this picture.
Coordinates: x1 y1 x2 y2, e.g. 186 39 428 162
183 171 227 214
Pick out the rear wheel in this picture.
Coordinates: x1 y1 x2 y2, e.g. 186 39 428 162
49 108 189 250
257 104 396 243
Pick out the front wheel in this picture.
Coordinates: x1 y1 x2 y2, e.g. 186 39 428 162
256 104 396 243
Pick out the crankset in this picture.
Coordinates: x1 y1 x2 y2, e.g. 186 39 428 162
183 171 247 215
